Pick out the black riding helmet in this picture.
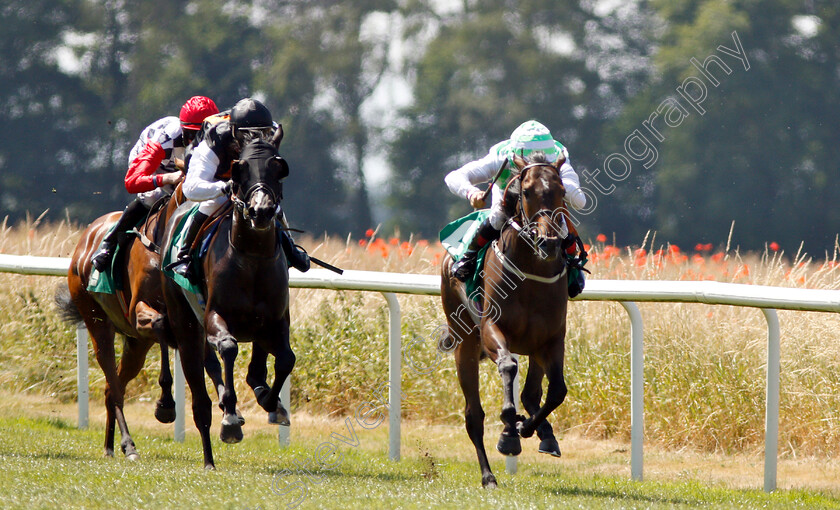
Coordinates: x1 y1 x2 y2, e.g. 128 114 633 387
230 98 273 144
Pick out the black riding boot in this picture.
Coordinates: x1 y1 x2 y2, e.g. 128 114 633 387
276 212 310 272
279 231 310 272
452 218 501 282
166 211 209 278
91 198 150 272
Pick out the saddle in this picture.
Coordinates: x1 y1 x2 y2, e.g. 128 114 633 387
161 201 233 294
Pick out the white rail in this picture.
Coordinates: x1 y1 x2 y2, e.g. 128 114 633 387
3 253 839 492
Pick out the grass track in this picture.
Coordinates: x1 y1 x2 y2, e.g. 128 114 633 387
0 399 837 509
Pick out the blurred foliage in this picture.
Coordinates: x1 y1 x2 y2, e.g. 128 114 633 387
0 0 838 250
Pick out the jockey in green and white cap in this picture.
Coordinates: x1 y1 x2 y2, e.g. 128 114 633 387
444 120 586 282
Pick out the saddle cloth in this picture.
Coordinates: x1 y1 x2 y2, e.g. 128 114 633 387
439 209 492 299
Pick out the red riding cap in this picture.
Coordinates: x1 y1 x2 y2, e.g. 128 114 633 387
179 96 219 131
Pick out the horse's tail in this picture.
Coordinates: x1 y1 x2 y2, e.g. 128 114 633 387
54 282 82 324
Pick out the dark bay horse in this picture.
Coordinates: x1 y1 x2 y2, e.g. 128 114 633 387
441 152 572 488
56 189 191 459
161 140 294 469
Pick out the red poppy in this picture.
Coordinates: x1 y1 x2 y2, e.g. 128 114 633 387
596 234 607 243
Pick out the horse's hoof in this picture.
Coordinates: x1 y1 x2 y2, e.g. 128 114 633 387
126 452 140 461
538 437 562 457
204 463 216 471
104 449 115 458
268 404 290 426
155 400 177 424
516 419 535 439
496 433 521 456
482 474 498 489
220 418 244 444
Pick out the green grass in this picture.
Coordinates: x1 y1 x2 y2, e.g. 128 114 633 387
0 409 837 510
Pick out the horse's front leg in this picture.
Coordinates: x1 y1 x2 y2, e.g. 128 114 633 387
518 342 567 440
205 310 242 444
254 314 295 426
204 343 244 425
483 323 521 457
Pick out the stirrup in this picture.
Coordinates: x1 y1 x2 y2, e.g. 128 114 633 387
91 244 115 273
452 252 478 282
165 256 191 276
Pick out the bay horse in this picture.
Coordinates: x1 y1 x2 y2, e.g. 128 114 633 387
440 152 572 488
161 139 294 469
55 186 216 459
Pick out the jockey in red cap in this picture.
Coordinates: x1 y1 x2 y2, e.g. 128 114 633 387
91 96 219 272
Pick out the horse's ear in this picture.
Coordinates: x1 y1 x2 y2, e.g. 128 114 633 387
270 156 289 180
231 159 245 182
553 152 567 170
513 152 527 169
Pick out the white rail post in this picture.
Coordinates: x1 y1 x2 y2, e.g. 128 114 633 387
76 323 89 429
174 350 185 442
382 292 401 461
620 301 644 481
278 375 291 447
762 308 780 493
505 353 520 475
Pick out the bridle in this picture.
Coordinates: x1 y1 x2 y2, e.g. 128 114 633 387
495 161 570 283
231 182 277 219
503 162 569 241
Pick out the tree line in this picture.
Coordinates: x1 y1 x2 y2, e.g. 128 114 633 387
2 0 837 252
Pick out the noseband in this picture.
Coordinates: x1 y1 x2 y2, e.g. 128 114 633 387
230 182 277 221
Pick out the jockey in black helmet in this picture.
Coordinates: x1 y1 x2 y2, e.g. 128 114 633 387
165 97 310 278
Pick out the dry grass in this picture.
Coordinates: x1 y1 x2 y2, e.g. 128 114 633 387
1 218 839 463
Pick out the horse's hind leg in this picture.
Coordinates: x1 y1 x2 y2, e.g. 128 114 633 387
454 338 497 488
520 362 561 457
85 319 119 457
178 339 216 469
113 336 154 459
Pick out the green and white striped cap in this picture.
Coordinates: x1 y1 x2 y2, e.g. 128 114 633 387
499 120 566 162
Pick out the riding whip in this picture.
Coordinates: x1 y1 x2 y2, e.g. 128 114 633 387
479 159 508 204
309 256 344 274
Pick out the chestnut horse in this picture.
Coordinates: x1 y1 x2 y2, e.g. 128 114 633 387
56 188 197 459
161 140 294 469
441 152 572 488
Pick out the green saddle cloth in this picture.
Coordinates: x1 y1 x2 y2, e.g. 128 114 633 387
87 224 128 295
161 204 204 295
439 210 492 299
